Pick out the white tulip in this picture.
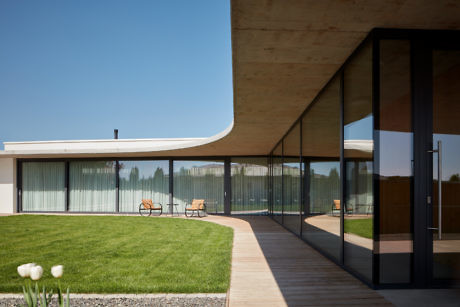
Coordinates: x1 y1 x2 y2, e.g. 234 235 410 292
30 265 43 281
17 263 35 278
51 265 64 278
17 264 27 278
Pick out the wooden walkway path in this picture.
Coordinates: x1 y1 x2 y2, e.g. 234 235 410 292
204 215 391 307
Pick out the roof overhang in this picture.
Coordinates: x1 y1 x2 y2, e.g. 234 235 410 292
2 0 460 158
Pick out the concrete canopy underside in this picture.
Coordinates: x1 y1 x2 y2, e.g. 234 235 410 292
4 0 460 158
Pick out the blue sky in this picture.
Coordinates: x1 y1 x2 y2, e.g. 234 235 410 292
0 0 233 148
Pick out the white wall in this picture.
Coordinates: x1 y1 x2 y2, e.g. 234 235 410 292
0 158 16 214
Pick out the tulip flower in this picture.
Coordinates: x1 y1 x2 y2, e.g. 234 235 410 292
30 265 43 281
51 265 64 278
17 263 36 278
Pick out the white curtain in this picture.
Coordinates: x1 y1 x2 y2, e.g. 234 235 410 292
119 161 169 212
173 161 224 214
69 161 116 212
22 162 66 211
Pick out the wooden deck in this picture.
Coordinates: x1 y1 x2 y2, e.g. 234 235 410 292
204 215 391 306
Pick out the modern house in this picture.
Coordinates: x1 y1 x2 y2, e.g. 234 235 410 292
1 0 459 289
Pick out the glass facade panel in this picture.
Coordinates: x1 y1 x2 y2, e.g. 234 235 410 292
173 160 224 214
343 41 373 280
432 49 460 281
283 123 301 235
301 75 341 260
22 162 66 211
231 158 268 215
69 161 116 212
273 143 283 223
305 162 341 259
378 40 412 283
119 160 169 212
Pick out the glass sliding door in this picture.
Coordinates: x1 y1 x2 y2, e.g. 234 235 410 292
301 75 341 261
273 143 283 223
22 162 66 211
343 41 374 281
119 160 169 212
69 161 116 212
377 39 413 284
283 123 301 235
173 160 224 214
431 49 460 282
231 158 268 215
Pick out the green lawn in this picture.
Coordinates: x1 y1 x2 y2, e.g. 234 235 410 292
344 218 373 239
0 215 233 293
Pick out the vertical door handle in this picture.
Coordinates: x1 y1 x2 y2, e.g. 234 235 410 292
428 140 442 240
438 140 442 240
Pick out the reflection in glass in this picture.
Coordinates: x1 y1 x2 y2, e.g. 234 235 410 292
22 162 66 211
343 41 373 280
432 49 460 281
69 161 116 212
173 161 224 214
304 162 341 259
378 40 412 284
231 158 268 215
283 123 301 235
119 160 169 212
273 143 283 223
301 75 341 261
283 159 301 234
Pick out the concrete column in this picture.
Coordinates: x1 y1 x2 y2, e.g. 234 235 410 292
0 158 16 214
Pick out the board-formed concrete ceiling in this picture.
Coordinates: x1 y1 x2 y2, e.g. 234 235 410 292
3 0 460 158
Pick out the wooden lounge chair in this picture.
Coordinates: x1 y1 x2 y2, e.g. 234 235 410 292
185 199 206 217
331 199 352 216
139 199 163 216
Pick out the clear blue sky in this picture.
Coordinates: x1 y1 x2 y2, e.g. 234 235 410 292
0 0 233 148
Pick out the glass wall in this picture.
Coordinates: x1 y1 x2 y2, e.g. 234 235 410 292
343 41 373 280
378 40 412 284
283 123 301 235
69 161 117 212
301 75 341 260
173 160 224 214
272 143 283 223
119 160 169 212
231 157 268 215
432 49 460 282
22 162 66 211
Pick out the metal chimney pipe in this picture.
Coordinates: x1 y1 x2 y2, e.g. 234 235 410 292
114 129 118 139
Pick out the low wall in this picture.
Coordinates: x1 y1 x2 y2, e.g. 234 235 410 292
0 158 16 214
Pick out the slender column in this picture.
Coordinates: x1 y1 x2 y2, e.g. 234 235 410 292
412 40 433 288
224 158 231 215
115 161 120 213
169 160 173 215
65 161 70 212
339 69 345 265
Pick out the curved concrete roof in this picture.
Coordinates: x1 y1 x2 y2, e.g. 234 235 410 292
2 0 460 158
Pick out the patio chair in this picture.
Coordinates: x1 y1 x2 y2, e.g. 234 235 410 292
331 199 352 216
185 199 207 217
139 199 163 216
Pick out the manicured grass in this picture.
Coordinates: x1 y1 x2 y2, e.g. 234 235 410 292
344 218 373 239
0 215 233 293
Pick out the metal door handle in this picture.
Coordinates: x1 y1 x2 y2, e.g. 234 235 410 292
428 140 442 240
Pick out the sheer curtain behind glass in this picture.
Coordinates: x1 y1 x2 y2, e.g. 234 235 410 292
231 158 268 215
119 160 169 212
69 161 116 212
22 162 66 211
173 161 224 214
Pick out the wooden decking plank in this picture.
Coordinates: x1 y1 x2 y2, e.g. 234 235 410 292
203 216 392 306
